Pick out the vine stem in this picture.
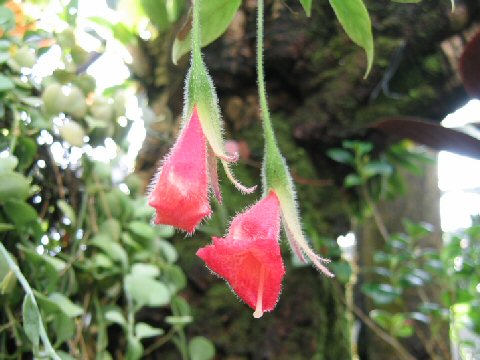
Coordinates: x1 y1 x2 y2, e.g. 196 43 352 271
0 242 61 360
333 281 415 360
361 185 390 242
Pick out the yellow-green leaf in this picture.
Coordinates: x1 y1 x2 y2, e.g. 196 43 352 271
329 0 374 77
172 0 241 65
299 0 312 16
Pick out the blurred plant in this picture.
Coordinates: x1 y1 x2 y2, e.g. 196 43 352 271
0 1 214 359
329 139 480 359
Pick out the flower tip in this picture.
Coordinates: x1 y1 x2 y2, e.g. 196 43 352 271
253 309 264 319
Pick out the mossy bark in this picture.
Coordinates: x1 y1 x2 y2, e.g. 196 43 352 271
134 0 479 358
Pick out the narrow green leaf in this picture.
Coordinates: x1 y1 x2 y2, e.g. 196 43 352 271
22 294 40 351
344 174 363 187
57 200 77 227
0 223 14 232
299 0 312 16
165 315 193 326
48 293 84 317
328 0 374 77
327 148 354 164
172 0 241 64
135 322 164 339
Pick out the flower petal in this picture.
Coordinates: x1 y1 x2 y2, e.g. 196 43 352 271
197 193 285 316
148 107 211 233
229 191 280 242
197 236 285 314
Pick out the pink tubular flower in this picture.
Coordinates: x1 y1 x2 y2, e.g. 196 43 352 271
148 107 255 233
196 191 285 318
148 107 211 233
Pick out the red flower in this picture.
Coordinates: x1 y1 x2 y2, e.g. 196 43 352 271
148 107 211 233
197 192 285 318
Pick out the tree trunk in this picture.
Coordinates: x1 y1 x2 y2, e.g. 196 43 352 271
357 157 448 360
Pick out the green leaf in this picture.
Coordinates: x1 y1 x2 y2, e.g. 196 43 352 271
105 307 127 328
362 283 401 304
0 74 14 91
189 336 216 360
329 261 352 284
52 312 76 344
19 246 66 286
327 148 353 164
48 293 84 317
156 239 178 264
57 200 76 227
328 0 374 77
22 294 40 352
126 334 143 360
142 0 168 30
0 172 30 202
135 322 164 339
172 0 241 64
298 0 312 16
403 220 433 239
370 309 393 330
0 7 15 33
124 274 171 308
89 234 128 269
0 155 18 173
4 199 43 238
99 218 122 242
391 313 413 337
344 174 363 187
20 96 43 107
165 315 193 326
171 296 191 317
131 263 160 278
14 136 38 171
128 221 156 244
363 162 393 177
163 264 187 293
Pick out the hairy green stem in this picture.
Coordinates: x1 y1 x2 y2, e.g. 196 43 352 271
191 0 203 66
256 0 277 151
0 242 60 360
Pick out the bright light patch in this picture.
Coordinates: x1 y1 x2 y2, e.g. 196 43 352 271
438 151 480 191
87 42 130 92
440 191 480 232
337 232 356 248
442 99 480 128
